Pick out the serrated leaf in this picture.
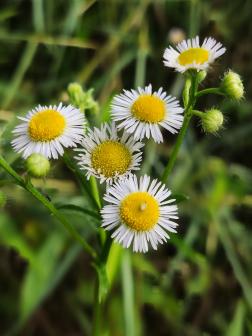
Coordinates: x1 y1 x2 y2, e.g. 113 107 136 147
167 193 189 204
93 261 109 303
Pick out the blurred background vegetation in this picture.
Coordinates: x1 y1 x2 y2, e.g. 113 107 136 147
0 0 252 335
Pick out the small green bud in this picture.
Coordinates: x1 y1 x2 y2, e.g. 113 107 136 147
68 83 84 107
198 70 207 83
25 154 50 178
201 109 224 133
0 190 6 208
220 70 244 99
68 83 100 116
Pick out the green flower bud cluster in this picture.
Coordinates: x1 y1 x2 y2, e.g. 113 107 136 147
68 83 99 116
201 109 224 133
0 190 6 208
25 154 50 178
220 70 244 100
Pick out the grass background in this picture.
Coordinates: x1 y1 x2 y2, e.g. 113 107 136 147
1 0 252 335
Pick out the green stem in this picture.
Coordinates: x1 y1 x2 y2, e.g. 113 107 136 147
161 73 199 184
90 175 101 209
91 235 113 336
191 110 205 118
62 153 100 213
195 87 223 98
161 115 191 184
91 278 102 336
0 156 26 186
0 155 97 259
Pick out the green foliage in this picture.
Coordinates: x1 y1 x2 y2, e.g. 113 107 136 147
167 193 189 205
93 261 109 303
1 0 252 335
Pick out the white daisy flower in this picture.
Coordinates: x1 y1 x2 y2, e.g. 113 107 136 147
110 84 184 143
11 103 85 159
163 36 226 73
74 121 144 184
101 174 179 253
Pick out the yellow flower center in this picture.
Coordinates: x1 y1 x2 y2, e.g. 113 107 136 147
91 141 131 178
178 48 209 66
131 94 166 123
120 192 160 231
29 109 66 141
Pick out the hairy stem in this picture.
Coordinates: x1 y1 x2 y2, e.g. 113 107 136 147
161 73 199 184
0 155 98 259
160 115 191 184
191 110 205 118
195 87 223 98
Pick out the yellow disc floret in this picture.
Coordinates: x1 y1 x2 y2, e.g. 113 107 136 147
178 48 209 66
91 141 131 178
120 192 160 231
131 94 166 123
29 109 66 141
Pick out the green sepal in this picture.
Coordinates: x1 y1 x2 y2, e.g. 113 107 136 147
182 77 191 108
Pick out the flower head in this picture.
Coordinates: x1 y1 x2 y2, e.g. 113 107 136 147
75 121 144 184
220 70 244 100
101 174 179 253
11 103 85 159
25 153 50 178
201 109 224 134
110 84 184 143
163 36 226 73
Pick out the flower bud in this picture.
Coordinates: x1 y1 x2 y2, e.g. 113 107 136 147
198 70 207 83
201 109 224 133
0 190 6 208
68 83 84 106
220 70 244 99
68 83 100 116
25 154 50 178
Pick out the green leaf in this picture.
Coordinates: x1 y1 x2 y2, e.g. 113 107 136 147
20 232 66 321
225 300 245 336
167 193 189 204
0 179 19 187
93 261 109 303
0 213 36 263
247 319 252 336
55 203 101 220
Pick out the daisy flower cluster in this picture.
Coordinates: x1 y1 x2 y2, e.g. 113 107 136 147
10 35 238 253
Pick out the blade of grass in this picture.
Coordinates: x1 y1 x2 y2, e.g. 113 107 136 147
121 250 135 336
77 0 151 84
2 42 38 109
32 0 45 33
